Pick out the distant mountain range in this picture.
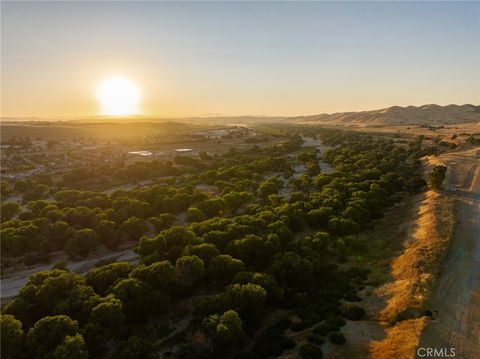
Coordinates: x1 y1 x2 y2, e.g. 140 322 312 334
289 104 480 126
2 104 479 126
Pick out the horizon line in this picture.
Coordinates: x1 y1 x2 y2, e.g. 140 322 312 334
1 103 478 122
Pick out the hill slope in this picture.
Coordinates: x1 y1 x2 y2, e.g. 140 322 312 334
290 104 480 126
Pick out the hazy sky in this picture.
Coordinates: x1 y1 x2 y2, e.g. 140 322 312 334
1 1 479 118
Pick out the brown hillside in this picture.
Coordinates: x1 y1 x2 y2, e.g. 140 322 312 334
290 104 480 125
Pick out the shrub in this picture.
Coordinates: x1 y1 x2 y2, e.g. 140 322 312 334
252 331 295 357
327 317 346 330
307 334 325 345
313 317 346 335
428 165 447 191
270 317 292 332
290 321 310 332
299 343 323 359
344 292 362 302
329 332 346 345
186 207 206 223
344 306 366 321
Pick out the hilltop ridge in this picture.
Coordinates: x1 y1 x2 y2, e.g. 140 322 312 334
290 104 480 126
2 104 479 126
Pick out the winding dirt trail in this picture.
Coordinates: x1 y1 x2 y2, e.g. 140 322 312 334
417 148 480 358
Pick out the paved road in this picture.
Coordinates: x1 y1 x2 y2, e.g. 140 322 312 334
417 152 480 358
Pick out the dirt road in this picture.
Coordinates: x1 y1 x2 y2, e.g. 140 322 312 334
417 148 480 358
0 248 138 301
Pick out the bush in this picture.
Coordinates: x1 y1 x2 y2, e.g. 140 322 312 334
113 336 157 359
52 261 68 270
299 343 323 359
328 317 346 329
307 334 325 345
344 292 362 302
328 332 346 345
428 165 447 191
313 317 346 335
270 317 292 332
344 306 366 321
252 329 295 357
232 352 262 359
290 321 309 332
186 207 206 223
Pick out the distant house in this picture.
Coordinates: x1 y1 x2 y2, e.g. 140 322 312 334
31 140 48 149
195 126 251 139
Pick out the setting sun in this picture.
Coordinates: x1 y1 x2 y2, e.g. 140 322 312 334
96 77 141 116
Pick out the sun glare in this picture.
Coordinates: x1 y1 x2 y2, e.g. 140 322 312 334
96 77 141 116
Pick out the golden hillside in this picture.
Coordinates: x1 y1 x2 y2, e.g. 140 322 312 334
291 104 480 125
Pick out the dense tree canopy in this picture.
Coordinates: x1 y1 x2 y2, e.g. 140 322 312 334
1 127 431 358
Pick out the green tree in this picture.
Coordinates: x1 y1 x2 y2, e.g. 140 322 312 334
1 180 11 196
197 198 225 218
111 278 145 314
225 283 267 326
14 179 30 193
222 191 255 213
233 272 284 304
307 207 333 228
138 225 199 260
1 202 21 222
299 342 323 359
113 336 157 359
149 213 175 232
257 179 282 199
36 173 53 186
207 255 245 284
86 262 132 296
271 252 313 289
229 234 273 269
1 314 24 358
119 217 148 241
175 255 205 288
203 310 244 345
314 174 331 189
95 220 118 248
90 298 124 330
27 315 79 359
84 297 125 350
3 270 95 328
428 165 447 191
183 243 220 264
49 334 88 359
186 207 206 223
130 260 174 289
329 332 346 345
65 229 99 259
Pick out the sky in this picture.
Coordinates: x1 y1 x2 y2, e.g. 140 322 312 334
1 1 479 119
